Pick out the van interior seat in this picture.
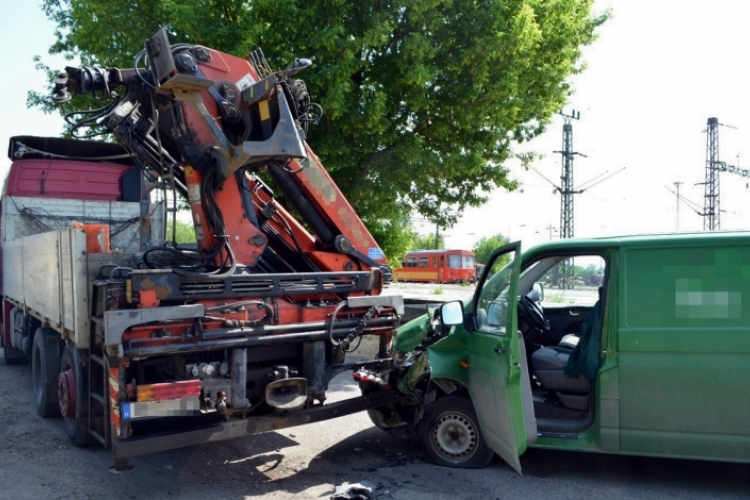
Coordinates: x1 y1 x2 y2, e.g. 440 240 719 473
531 347 590 392
557 333 580 350
531 346 590 412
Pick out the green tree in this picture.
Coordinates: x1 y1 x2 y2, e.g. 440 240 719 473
364 214 415 269
34 0 607 256
473 233 510 266
168 219 196 244
410 233 445 251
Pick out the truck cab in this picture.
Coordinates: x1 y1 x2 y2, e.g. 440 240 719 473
375 232 750 471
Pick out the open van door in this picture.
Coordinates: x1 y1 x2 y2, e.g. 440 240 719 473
467 241 530 472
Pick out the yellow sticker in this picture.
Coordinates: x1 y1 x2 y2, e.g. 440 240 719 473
259 100 270 121
185 166 194 177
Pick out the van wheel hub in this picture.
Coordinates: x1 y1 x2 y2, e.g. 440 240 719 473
432 412 477 460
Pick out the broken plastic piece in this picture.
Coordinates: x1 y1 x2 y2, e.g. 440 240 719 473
352 368 390 388
331 481 377 500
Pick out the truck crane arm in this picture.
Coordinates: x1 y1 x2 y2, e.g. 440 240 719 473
52 28 390 281
0 29 405 468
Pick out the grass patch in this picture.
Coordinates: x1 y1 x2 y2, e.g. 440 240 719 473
545 293 573 305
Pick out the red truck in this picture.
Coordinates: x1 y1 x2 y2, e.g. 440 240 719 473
1 30 401 470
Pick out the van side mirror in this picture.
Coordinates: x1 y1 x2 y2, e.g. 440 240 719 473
440 301 464 326
532 282 544 302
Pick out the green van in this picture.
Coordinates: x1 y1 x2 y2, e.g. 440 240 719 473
368 232 750 472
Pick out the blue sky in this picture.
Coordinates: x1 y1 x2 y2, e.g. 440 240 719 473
0 3 68 159
2 1 750 251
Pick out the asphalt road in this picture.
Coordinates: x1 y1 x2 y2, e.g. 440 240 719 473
2 345 749 500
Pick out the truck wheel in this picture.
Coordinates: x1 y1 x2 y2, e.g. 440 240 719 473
59 344 93 446
31 327 61 418
418 395 494 469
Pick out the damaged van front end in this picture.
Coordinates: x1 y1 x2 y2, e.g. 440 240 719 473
360 242 531 471
361 310 450 438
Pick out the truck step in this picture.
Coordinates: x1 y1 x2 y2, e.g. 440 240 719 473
90 429 107 447
90 353 105 366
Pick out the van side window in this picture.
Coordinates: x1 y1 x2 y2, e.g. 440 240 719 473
532 256 606 309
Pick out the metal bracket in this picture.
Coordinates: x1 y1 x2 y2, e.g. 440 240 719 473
104 304 205 355
347 295 404 315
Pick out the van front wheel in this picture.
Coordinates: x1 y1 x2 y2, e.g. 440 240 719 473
418 395 494 468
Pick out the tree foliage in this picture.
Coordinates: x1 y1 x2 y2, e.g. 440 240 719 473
35 0 607 259
473 233 510 265
167 219 197 244
363 214 415 268
409 232 445 252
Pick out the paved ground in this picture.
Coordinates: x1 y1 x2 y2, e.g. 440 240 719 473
2 343 749 500
384 282 476 304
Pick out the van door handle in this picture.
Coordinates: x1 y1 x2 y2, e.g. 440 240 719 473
494 347 506 354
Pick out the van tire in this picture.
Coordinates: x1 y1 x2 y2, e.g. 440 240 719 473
418 395 494 468
31 328 61 418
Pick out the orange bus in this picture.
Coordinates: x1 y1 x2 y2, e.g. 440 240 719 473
395 249 476 284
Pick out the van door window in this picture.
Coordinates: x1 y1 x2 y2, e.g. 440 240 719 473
518 255 606 348
535 256 605 309
475 250 517 335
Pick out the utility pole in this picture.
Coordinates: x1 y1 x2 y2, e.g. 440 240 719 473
554 110 585 239
673 181 683 231
703 117 721 231
554 110 584 288
700 118 742 230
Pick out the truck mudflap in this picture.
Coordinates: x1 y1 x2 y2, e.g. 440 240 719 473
110 389 395 469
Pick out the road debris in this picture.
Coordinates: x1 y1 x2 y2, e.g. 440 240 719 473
331 481 379 500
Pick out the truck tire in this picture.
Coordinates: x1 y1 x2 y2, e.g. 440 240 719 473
418 395 494 469
59 344 93 446
31 327 61 418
